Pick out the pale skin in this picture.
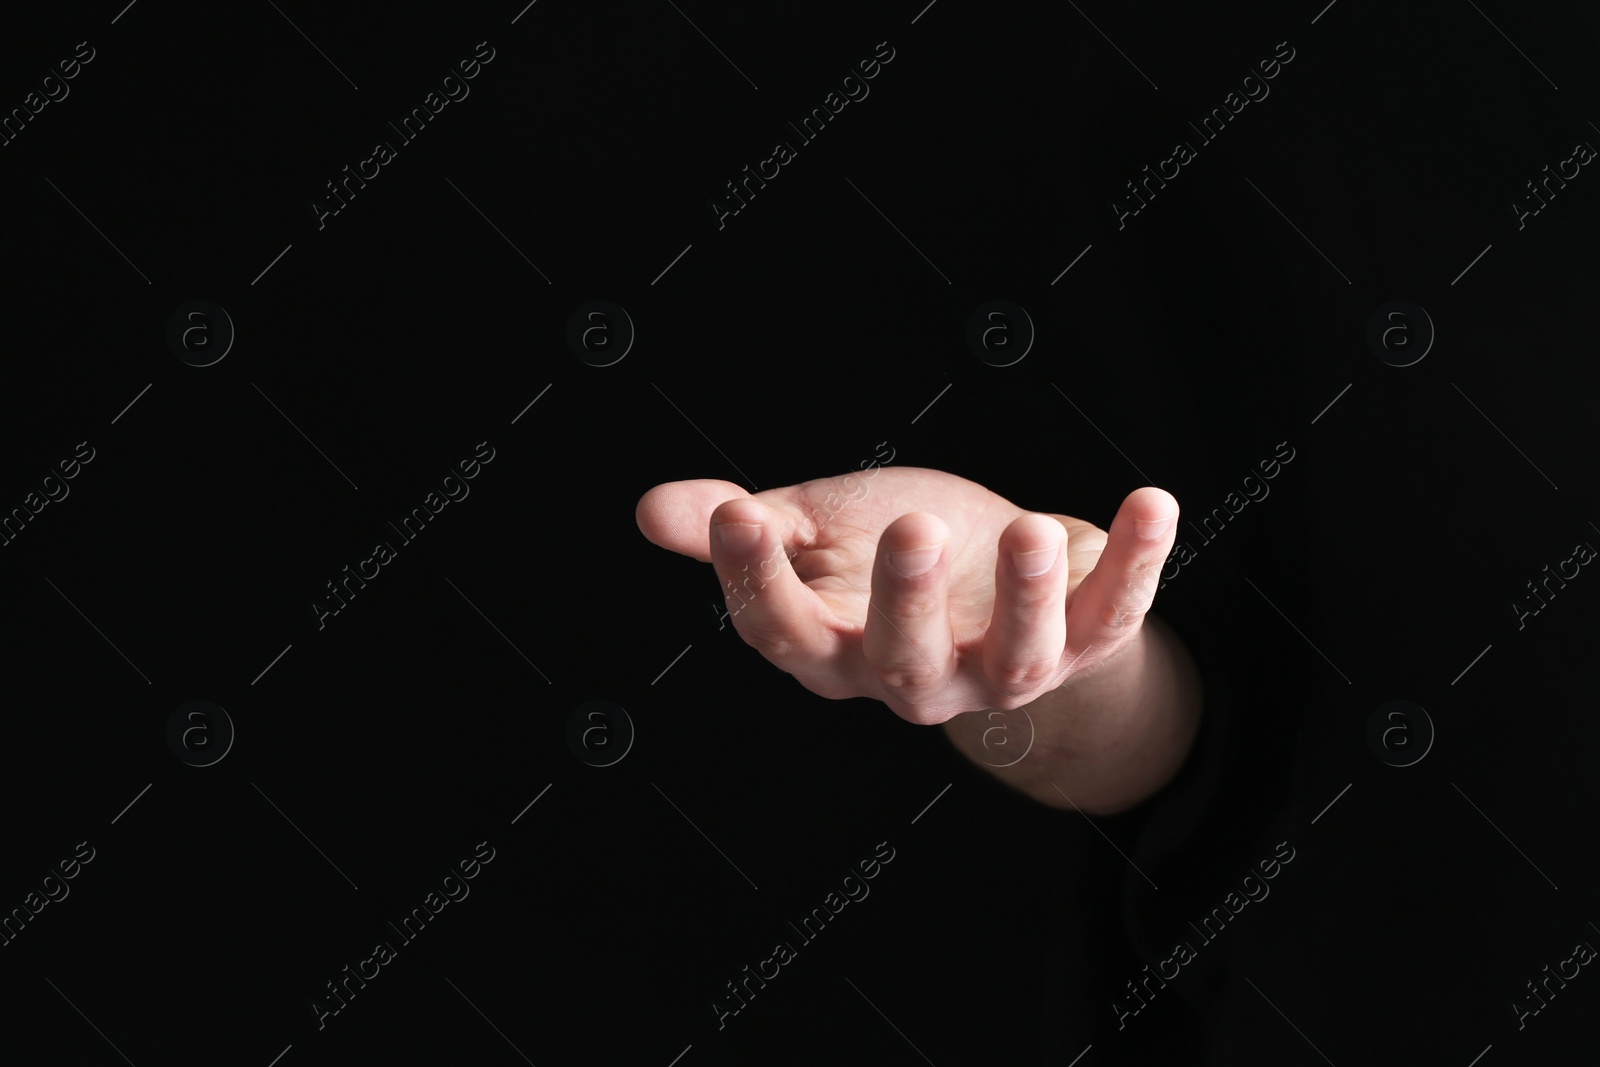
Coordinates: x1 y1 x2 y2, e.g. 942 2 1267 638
634 466 1203 815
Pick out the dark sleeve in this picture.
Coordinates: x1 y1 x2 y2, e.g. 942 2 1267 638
1021 143 1321 1060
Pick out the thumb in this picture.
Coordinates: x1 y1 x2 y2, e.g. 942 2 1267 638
636 479 752 562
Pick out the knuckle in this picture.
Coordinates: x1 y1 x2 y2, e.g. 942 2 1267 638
735 616 800 660
1129 552 1159 575
1124 564 1161 599
1006 580 1061 614
878 665 944 692
760 635 802 662
887 589 942 621
990 659 1056 699
1101 597 1148 630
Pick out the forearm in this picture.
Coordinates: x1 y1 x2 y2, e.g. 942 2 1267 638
941 613 1203 815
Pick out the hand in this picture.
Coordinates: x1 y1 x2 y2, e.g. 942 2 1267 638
635 466 1180 725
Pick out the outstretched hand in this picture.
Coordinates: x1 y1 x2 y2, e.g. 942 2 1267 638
635 466 1179 725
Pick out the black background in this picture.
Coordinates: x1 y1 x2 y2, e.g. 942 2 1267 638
1 1 1597 1064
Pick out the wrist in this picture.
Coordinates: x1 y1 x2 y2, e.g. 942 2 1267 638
943 615 1202 814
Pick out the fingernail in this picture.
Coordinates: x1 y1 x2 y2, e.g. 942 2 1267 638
890 545 942 577
1012 542 1060 578
1133 517 1176 540
715 522 762 550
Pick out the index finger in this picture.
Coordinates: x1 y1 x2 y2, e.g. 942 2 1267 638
708 496 841 673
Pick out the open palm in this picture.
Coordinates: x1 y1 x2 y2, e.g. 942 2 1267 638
636 465 1179 725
